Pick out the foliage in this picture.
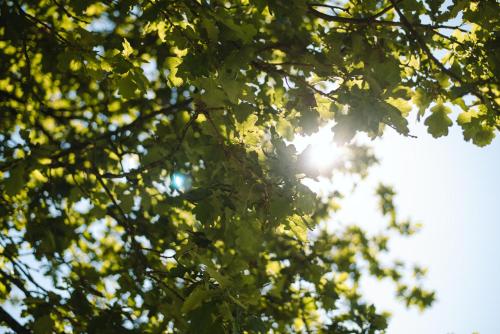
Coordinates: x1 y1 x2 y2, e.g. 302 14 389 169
0 0 498 333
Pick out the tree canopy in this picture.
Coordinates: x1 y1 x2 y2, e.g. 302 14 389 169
0 0 498 333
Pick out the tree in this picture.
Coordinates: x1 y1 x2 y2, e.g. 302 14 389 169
0 0 498 333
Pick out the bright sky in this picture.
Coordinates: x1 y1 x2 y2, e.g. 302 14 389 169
298 113 500 333
371 119 500 334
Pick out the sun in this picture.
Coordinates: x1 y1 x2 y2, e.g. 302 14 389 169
292 123 340 173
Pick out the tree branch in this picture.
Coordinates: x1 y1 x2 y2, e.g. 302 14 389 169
0 98 193 173
0 306 31 334
308 4 466 31
388 0 495 114
97 109 199 179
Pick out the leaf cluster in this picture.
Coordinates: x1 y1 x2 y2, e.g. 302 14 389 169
0 0 497 333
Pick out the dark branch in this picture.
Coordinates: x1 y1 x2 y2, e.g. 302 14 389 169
307 4 466 31
0 306 31 334
0 98 193 173
388 0 495 114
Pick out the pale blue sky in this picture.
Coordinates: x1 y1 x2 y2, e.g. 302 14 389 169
338 115 500 334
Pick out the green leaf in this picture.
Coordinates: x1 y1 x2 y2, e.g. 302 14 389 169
197 77 226 107
412 88 432 119
298 108 320 135
289 215 309 242
371 313 388 330
216 15 257 43
120 193 135 213
333 112 362 144
381 101 410 135
166 57 184 87
32 315 54 334
187 301 224 334
351 33 364 55
220 74 245 104
122 38 133 57
385 97 412 117
4 164 25 196
234 103 254 123
457 111 496 147
236 221 261 255
110 54 132 74
181 285 212 313
117 73 138 99
199 256 231 287
131 68 149 93
201 18 219 42
269 194 291 220
424 103 453 138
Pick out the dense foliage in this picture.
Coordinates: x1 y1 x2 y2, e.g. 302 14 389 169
0 0 498 333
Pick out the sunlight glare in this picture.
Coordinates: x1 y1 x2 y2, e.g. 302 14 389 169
291 122 352 195
293 123 339 172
